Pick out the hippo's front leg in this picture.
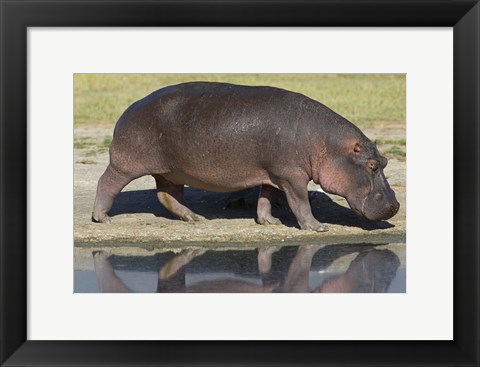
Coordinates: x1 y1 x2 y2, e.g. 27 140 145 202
278 173 328 232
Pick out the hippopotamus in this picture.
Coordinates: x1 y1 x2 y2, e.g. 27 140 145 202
92 81 399 231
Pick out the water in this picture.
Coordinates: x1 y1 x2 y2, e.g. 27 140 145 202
74 243 405 293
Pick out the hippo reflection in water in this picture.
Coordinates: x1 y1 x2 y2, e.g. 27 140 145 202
92 82 399 231
92 246 401 293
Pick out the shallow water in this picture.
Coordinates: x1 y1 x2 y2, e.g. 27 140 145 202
74 242 405 293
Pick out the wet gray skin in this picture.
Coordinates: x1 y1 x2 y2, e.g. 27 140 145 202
92 82 399 231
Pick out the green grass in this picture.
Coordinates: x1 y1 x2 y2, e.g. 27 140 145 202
102 136 112 147
374 138 406 146
385 146 406 161
74 74 405 130
73 137 95 149
374 139 406 161
74 135 112 156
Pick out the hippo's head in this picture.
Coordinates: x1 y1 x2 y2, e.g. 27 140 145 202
317 138 400 221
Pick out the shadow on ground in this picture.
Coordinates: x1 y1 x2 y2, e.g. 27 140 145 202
108 187 394 231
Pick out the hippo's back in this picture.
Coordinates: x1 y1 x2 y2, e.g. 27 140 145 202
111 82 316 171
118 81 310 133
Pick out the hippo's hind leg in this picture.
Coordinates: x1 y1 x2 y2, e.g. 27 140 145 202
92 164 136 223
256 185 282 225
153 175 205 222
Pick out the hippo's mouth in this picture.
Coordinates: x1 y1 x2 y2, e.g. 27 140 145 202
347 197 368 219
350 206 366 218
347 196 399 221
350 205 370 220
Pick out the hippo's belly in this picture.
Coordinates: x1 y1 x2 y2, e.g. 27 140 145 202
161 168 274 193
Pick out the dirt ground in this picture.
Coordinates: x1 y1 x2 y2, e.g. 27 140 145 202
74 125 406 246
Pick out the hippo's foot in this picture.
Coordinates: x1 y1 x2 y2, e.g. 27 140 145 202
300 221 329 232
256 215 282 226
91 213 112 224
180 213 206 222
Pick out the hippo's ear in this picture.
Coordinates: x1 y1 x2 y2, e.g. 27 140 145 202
353 142 362 153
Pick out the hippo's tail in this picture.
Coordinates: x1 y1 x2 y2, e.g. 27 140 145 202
112 125 118 138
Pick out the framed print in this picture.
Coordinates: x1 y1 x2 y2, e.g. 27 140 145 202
1 1 479 366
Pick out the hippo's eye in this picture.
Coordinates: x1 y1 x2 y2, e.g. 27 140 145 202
367 160 378 172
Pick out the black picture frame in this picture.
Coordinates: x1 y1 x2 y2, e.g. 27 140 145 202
1 1 479 366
